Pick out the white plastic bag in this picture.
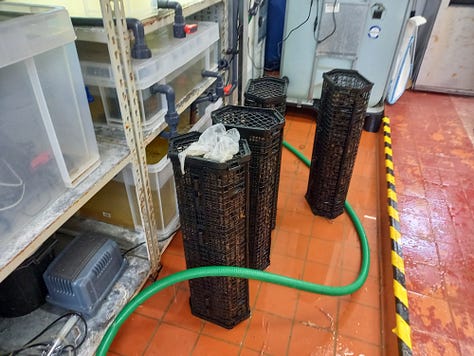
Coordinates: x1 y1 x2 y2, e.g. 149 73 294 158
178 124 240 174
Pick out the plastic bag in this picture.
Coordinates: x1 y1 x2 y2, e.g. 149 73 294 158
178 123 240 174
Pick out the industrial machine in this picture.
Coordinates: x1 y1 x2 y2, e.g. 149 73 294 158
280 0 412 129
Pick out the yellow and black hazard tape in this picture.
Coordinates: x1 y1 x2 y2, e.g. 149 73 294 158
383 117 413 355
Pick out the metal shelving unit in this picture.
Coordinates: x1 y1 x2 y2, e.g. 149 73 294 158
0 0 228 353
0 140 131 283
143 76 217 145
75 0 223 42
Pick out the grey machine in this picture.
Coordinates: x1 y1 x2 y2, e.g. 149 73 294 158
280 0 412 131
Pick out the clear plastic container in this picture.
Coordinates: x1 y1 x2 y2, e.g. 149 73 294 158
12 0 159 20
80 94 220 237
78 21 219 129
124 147 180 240
0 3 100 241
80 137 180 240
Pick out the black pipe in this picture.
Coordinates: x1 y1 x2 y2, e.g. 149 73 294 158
192 70 225 106
150 84 179 138
202 70 224 98
157 0 185 38
226 0 239 96
71 17 151 59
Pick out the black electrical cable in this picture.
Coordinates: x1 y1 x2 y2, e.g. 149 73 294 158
277 0 314 55
226 0 241 86
24 312 86 346
317 0 338 44
122 241 146 256
7 312 88 356
122 226 181 257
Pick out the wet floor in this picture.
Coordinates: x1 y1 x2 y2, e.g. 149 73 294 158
109 90 474 355
109 106 383 355
386 91 474 355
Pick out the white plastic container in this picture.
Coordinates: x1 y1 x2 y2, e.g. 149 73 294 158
123 155 180 240
0 3 100 240
79 98 222 238
12 0 159 20
80 137 180 240
78 21 219 129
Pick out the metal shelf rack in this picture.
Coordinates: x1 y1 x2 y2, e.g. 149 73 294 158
0 0 228 353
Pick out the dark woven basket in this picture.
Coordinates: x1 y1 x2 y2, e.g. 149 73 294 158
212 106 285 270
306 69 373 219
168 132 251 328
244 77 288 117
244 77 287 230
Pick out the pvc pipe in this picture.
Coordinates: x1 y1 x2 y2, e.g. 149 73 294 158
71 17 151 59
157 0 185 38
96 141 370 355
150 84 179 138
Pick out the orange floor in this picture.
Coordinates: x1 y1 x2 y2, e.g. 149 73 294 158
109 108 383 355
109 91 474 355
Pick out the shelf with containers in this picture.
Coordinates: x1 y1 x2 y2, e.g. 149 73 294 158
79 98 222 252
69 0 224 43
0 2 133 281
0 0 229 353
77 19 221 144
0 2 154 354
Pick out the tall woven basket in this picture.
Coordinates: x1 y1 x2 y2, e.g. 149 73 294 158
212 106 285 270
244 76 288 230
306 69 373 219
168 132 251 329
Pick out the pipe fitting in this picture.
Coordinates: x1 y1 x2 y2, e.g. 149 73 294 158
71 17 151 59
150 84 179 138
157 0 186 38
192 70 226 105
126 18 152 59
201 70 224 98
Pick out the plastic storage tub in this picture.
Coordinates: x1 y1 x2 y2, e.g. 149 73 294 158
177 98 222 134
12 0 159 20
0 3 100 240
123 142 181 240
78 21 219 129
80 156 180 240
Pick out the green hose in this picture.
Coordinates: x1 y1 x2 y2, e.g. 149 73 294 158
96 141 370 355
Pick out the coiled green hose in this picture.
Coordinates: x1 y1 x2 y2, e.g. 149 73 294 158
96 141 370 355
